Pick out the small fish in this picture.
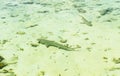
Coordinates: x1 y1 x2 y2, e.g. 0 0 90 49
37 39 75 51
80 16 93 26
26 24 38 28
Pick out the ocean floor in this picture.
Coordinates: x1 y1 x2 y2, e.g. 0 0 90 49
0 0 120 76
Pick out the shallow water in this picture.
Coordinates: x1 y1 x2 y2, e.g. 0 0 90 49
0 0 120 76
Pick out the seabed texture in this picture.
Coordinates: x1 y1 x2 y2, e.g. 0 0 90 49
0 0 120 76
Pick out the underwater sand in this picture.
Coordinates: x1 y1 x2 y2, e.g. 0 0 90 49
0 0 120 76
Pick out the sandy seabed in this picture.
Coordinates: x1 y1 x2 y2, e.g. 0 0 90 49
0 0 120 76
